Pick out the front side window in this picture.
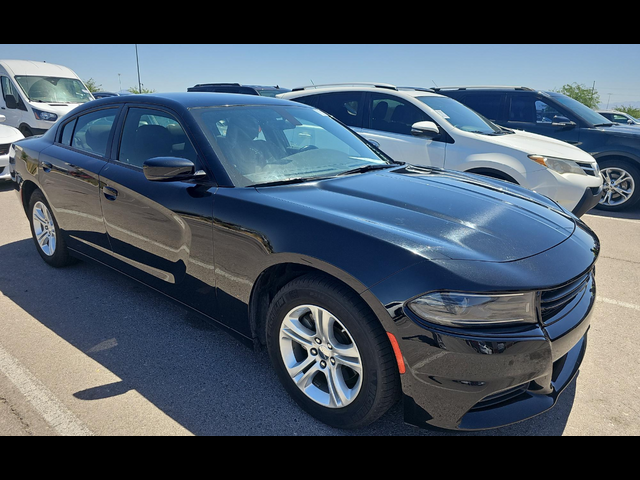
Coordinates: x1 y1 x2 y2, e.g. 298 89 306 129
368 93 430 135
118 107 198 169
191 104 389 187
417 95 502 134
15 76 93 104
70 109 117 157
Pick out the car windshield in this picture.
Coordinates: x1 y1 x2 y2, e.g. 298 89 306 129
191 104 391 187
416 95 503 135
551 94 613 126
15 76 93 104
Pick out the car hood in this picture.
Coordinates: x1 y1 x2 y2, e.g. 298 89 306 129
594 123 640 137
0 124 23 143
258 166 577 263
477 129 596 163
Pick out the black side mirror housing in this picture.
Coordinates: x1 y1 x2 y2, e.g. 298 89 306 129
143 157 199 182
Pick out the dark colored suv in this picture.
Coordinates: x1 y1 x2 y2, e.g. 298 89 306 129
435 86 640 211
187 83 290 97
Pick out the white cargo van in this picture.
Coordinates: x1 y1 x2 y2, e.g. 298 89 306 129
0 60 94 137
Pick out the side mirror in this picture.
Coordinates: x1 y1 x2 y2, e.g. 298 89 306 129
143 157 201 182
5 95 17 109
411 121 440 137
551 115 576 128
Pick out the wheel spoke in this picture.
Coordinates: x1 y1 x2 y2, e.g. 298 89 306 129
278 303 363 409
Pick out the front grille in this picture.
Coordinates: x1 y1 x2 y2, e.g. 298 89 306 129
576 162 599 176
0 144 10 156
540 270 593 325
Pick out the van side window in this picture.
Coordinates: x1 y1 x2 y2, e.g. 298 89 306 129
70 109 117 157
118 107 199 169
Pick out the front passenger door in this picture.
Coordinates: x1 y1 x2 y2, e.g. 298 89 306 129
98 105 219 317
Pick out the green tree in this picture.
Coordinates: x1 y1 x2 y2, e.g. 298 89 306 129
127 85 156 94
613 105 640 119
552 82 601 109
83 78 102 93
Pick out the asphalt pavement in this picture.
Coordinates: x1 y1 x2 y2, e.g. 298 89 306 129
1 180 639 436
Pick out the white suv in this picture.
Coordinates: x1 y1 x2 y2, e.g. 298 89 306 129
279 83 603 217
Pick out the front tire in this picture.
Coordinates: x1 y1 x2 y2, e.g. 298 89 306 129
597 160 640 211
266 273 401 429
28 190 76 267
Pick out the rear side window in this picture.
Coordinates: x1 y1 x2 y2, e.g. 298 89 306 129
310 91 364 128
68 109 118 157
460 93 505 121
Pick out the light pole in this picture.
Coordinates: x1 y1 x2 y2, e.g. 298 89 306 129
135 44 142 94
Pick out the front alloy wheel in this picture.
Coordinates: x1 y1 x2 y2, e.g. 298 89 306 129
279 304 363 409
266 273 401 429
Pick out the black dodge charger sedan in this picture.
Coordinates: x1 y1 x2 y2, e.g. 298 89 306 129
10 92 599 431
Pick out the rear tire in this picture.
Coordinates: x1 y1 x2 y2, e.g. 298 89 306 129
266 273 401 429
28 190 77 267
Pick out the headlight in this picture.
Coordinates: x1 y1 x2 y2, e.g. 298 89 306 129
528 154 585 175
407 291 538 328
32 108 58 122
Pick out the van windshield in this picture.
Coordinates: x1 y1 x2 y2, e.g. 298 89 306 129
15 76 93 104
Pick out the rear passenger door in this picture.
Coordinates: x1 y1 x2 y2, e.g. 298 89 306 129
98 105 219 317
39 106 120 256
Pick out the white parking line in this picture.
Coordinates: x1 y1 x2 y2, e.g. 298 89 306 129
0 345 93 436
597 296 640 312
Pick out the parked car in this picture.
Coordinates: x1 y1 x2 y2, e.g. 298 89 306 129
279 83 602 218
597 110 640 126
11 92 599 431
0 114 24 181
187 82 290 97
0 59 94 137
433 86 640 211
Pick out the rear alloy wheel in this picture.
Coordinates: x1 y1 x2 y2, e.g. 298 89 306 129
28 190 76 267
598 161 640 211
266 273 401 429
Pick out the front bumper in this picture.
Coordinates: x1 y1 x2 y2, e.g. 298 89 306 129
392 269 595 431
525 168 602 216
0 154 10 180
571 185 603 217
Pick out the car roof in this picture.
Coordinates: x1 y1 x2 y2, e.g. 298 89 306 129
88 91 297 109
281 83 442 99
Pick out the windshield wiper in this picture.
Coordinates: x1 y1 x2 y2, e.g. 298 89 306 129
251 176 333 187
336 164 397 176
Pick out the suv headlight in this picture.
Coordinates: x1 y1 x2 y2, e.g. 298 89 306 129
407 291 538 328
528 154 585 175
32 108 58 122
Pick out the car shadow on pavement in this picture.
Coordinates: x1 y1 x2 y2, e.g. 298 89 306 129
0 238 576 436
0 181 14 193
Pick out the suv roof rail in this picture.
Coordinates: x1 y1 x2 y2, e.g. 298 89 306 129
290 82 398 92
192 83 243 87
397 86 435 92
432 85 536 91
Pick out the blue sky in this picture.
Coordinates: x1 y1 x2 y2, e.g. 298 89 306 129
2 44 639 108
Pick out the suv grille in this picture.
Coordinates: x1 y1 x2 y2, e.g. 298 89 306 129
576 162 599 176
540 269 593 325
0 144 10 156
